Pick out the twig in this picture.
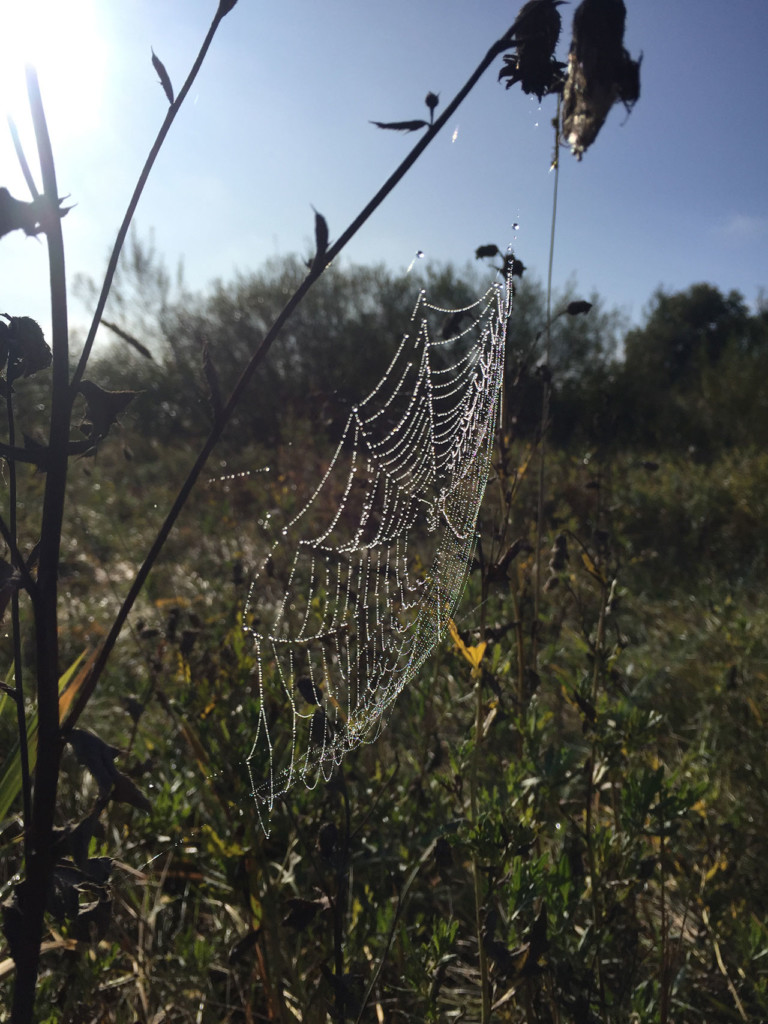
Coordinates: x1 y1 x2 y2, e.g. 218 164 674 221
70 4 234 393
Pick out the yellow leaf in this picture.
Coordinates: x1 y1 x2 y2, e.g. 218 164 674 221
466 641 487 669
581 551 606 583
448 618 466 654
448 619 486 670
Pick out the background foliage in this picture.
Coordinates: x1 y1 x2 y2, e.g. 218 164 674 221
2 251 768 1022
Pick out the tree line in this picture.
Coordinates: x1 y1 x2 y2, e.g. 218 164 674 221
74 240 768 458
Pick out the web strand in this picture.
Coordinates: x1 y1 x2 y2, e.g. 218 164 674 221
244 275 511 829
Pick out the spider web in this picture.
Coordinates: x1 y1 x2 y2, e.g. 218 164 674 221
244 275 510 824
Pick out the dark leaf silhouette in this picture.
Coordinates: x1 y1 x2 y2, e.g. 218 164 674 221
370 119 429 133
218 0 239 14
111 772 152 812
475 244 500 260
282 895 330 930
310 207 329 273
486 539 525 583
121 695 144 722
0 187 69 239
309 708 333 747
296 675 322 705
68 729 121 798
561 0 641 158
425 91 439 124
317 821 339 861
229 929 260 964
566 299 593 316
77 380 138 442
1 315 52 380
503 254 527 278
499 0 567 100
151 49 174 104
67 728 150 810
433 836 454 872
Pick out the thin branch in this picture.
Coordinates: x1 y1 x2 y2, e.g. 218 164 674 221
70 5 233 393
7 116 40 199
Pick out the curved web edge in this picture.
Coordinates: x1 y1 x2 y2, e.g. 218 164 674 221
243 275 512 828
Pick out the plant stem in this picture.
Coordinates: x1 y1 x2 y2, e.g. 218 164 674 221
533 99 561 669
10 66 70 1024
471 666 491 1023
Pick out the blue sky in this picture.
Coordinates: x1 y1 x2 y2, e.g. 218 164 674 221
2 0 767 342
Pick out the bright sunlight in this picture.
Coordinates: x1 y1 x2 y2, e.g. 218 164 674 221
1 0 108 149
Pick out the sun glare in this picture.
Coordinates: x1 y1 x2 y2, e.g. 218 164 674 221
1 0 108 148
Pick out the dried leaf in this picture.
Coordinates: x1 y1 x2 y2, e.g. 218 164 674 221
370 119 429 133
561 0 641 158
425 91 439 123
498 0 567 100
448 618 487 671
152 48 175 104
